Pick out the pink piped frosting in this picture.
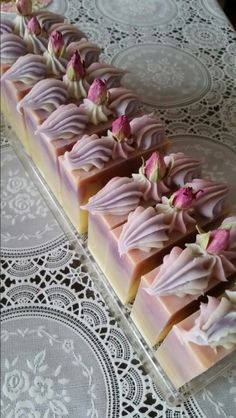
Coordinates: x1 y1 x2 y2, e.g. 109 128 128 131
82 177 145 215
118 206 170 255
86 62 126 88
1 54 47 86
130 114 165 150
35 103 88 139
186 178 229 218
165 152 202 187
17 78 68 112
0 33 28 65
146 218 236 297
63 134 113 172
182 292 236 349
108 87 140 118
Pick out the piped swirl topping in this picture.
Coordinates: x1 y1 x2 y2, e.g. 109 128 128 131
1 54 47 86
36 103 88 139
64 134 113 172
118 206 170 255
130 114 165 150
185 178 229 218
182 292 236 350
0 19 14 35
165 152 202 187
17 78 68 112
108 87 140 118
86 62 127 88
82 177 144 215
34 11 64 33
0 33 28 65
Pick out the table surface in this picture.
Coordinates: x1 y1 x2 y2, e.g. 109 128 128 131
1 1 236 417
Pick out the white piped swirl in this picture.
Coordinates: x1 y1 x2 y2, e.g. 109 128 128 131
43 51 67 77
81 99 112 125
23 32 47 54
62 75 89 100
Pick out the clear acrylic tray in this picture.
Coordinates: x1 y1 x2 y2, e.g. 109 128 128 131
4 121 236 406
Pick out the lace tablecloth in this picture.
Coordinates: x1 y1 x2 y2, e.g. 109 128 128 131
1 0 236 417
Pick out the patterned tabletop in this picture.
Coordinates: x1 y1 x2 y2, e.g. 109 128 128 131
1 0 236 417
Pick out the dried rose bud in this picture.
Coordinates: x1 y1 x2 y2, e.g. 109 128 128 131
66 50 85 81
172 187 196 209
16 0 32 15
112 116 131 142
27 16 41 36
144 152 166 183
207 229 230 254
48 30 65 58
87 79 108 105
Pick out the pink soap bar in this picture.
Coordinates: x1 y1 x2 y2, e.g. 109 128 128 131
155 309 235 389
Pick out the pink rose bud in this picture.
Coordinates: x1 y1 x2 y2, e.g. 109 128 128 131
172 187 196 209
27 16 41 36
48 31 65 58
16 0 32 15
207 229 230 254
87 79 108 105
112 116 131 142
144 152 166 182
66 50 85 81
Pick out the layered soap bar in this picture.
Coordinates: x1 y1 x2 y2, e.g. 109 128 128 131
131 217 236 346
59 115 169 233
155 289 236 388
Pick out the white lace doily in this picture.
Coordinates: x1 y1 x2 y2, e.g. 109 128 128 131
1 0 236 417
